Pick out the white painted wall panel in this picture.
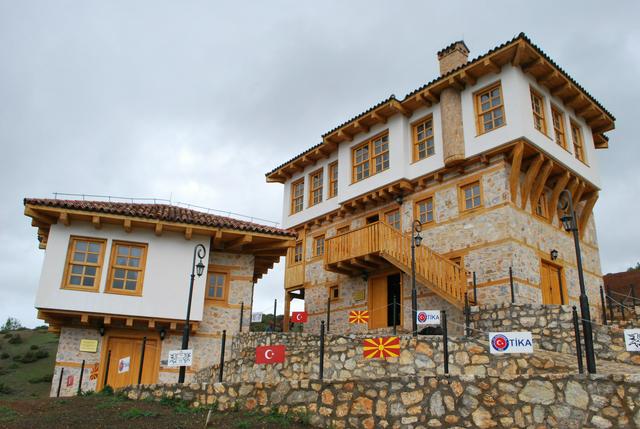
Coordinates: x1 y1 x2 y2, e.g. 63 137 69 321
35 222 209 321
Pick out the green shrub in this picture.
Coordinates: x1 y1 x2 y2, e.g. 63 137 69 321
20 352 37 364
0 383 13 395
7 334 22 345
12 355 21 362
3 333 11 339
28 374 52 384
0 352 9 360
30 345 39 350
35 350 49 359
1 318 22 332
121 407 158 419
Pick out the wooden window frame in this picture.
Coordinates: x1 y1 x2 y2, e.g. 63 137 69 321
60 236 107 292
105 240 148 296
474 81 506 135
551 105 567 149
205 269 230 303
412 115 435 162
352 131 390 183
570 120 587 164
328 161 338 199
535 193 548 220
384 209 401 230
313 235 325 258
309 168 323 207
530 87 547 135
458 180 484 212
414 197 435 224
329 284 340 301
291 240 304 265
290 178 304 215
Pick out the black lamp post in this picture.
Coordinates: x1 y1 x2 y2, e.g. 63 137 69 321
558 189 596 374
178 243 206 383
411 220 423 337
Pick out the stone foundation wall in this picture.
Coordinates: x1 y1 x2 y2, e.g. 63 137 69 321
194 331 581 386
50 326 103 396
471 303 640 365
121 373 640 428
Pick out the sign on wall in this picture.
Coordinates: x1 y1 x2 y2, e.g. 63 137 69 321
416 310 441 325
255 345 286 364
66 375 74 387
488 332 534 354
624 329 640 352
118 356 131 373
167 349 193 367
291 311 307 323
79 339 98 353
251 312 263 323
353 290 365 301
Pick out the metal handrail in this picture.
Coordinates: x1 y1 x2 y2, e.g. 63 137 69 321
52 192 280 227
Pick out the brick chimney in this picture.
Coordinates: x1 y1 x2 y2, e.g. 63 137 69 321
437 41 470 76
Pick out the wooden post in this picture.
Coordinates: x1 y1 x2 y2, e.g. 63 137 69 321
137 337 147 385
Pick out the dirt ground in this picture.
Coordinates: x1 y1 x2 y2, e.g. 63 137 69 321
0 393 309 429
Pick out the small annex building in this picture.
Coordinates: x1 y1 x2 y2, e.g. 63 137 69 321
24 198 295 396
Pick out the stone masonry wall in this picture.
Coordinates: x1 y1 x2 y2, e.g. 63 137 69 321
51 327 103 396
471 303 640 366
194 332 577 385
121 373 640 428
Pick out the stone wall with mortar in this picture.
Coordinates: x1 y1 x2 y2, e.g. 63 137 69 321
194 332 578 385
121 373 640 428
470 303 640 366
50 326 103 396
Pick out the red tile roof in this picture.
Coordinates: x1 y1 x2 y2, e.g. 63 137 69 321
603 270 640 299
24 198 296 238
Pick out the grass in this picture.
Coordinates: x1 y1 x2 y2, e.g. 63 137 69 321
0 327 58 398
120 407 159 419
0 405 18 423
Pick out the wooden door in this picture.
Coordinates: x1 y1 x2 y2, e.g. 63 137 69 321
541 261 564 305
369 275 388 329
104 336 158 388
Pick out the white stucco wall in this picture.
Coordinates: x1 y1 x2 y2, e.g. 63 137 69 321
280 64 602 229
35 222 209 321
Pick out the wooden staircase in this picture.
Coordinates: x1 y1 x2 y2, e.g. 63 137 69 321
325 222 467 308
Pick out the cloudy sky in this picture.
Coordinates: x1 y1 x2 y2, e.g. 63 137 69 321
1 1 639 327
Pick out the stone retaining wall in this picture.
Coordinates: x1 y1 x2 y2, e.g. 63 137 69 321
196 332 577 384
121 373 640 428
470 303 640 365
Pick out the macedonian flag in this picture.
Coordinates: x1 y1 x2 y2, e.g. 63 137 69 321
348 310 369 324
363 337 401 359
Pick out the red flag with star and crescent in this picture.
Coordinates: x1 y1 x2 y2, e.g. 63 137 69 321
290 311 307 323
349 310 369 324
363 337 400 359
255 345 286 364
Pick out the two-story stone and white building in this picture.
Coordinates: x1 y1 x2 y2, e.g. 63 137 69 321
24 198 295 395
266 34 615 334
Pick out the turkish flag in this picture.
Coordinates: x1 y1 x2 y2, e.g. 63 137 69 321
255 345 286 364
291 311 308 323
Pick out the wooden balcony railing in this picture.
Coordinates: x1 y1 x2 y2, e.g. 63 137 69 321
324 221 467 307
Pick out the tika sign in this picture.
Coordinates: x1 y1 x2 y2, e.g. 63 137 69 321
624 329 640 352
255 345 286 364
416 310 441 325
167 349 193 367
291 311 307 323
118 356 130 374
489 332 534 354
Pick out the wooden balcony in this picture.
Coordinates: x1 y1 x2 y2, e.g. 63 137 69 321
284 262 305 289
324 222 467 308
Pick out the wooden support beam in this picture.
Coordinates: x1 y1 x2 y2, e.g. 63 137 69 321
520 154 544 209
578 192 599 238
354 120 369 133
548 172 570 222
154 223 163 236
24 207 57 225
550 82 570 96
170 322 177 331
148 319 156 329
92 216 101 230
226 234 253 250
509 142 524 203
448 76 464 91
103 316 111 325
521 57 543 73
336 262 358 274
460 70 476 86
390 100 411 117
566 176 579 197
184 227 193 240
126 318 133 327
530 159 553 208
511 41 526 67
337 129 353 142
123 219 132 233
371 111 387 124
484 58 501 73
352 257 378 269
212 230 224 249
416 93 432 107
538 70 558 86
573 181 586 206
59 212 70 226
80 314 89 324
